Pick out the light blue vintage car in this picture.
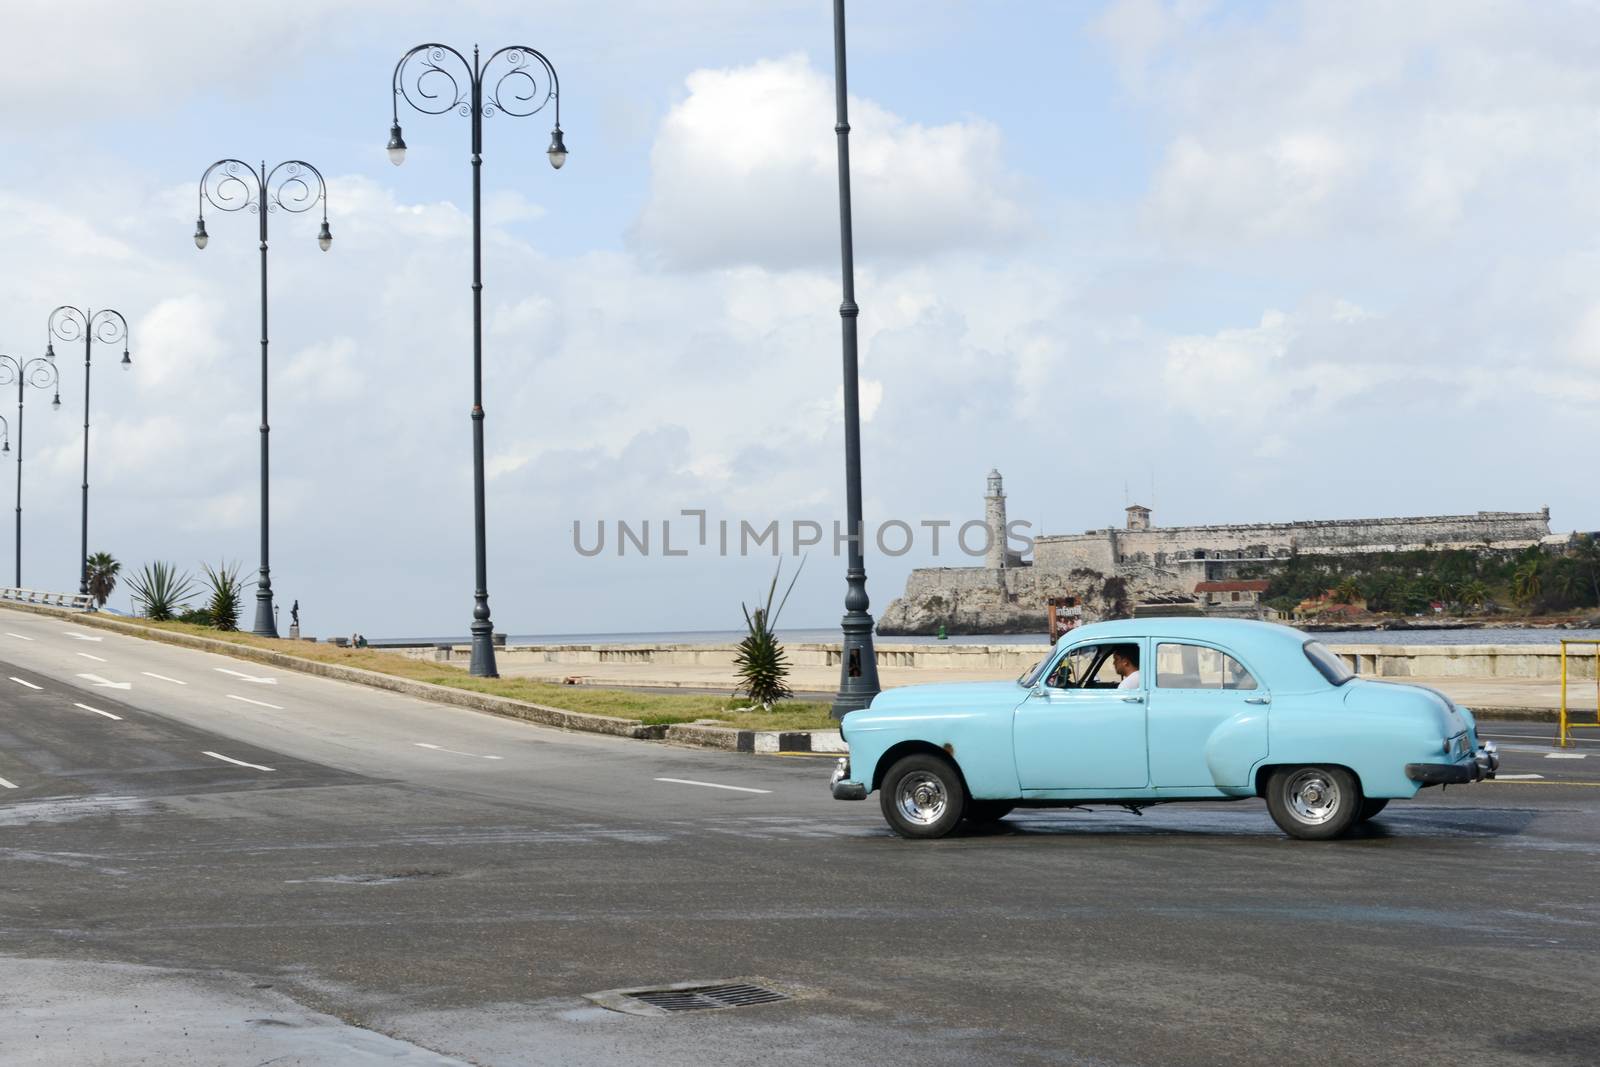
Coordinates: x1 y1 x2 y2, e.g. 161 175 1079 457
830 618 1498 839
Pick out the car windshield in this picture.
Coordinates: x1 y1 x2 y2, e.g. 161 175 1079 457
1018 654 1053 688
1304 640 1355 685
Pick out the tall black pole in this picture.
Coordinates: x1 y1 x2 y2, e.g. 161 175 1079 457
467 47 498 677
79 325 91 594
12 374 21 589
252 161 278 637
830 0 881 717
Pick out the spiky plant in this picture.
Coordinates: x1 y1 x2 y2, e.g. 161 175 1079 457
734 557 805 709
85 551 121 609
200 560 248 632
126 562 197 621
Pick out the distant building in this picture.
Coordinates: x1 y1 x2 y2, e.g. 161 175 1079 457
876 472 1554 635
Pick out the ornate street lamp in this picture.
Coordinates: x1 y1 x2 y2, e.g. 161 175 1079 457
388 43 566 678
194 159 331 637
829 0 881 717
0 353 60 588
46 306 131 596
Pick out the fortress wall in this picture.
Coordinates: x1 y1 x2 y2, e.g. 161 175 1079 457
1292 511 1549 553
1033 534 1117 574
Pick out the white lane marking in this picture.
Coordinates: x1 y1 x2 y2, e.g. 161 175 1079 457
63 631 103 642
414 742 503 760
654 777 772 794
202 751 274 772
0 775 16 789
226 694 284 710
215 667 277 685
9 677 42 690
74 702 121 721
76 652 107 663
1496 773 1545 780
141 672 187 685
76 673 131 690
1546 753 1588 760
5 632 34 641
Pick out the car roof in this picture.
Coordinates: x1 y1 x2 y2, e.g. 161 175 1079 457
1055 618 1327 688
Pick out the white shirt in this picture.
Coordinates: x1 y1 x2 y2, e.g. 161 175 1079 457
1118 669 1141 690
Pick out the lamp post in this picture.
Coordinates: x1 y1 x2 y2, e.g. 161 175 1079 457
194 159 332 637
46 306 131 595
388 42 567 678
0 353 60 588
829 0 881 717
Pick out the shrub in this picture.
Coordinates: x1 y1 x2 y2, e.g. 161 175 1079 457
126 562 197 621
734 558 804 709
200 561 249 632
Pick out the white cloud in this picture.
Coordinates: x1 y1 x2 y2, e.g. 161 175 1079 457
631 54 1030 269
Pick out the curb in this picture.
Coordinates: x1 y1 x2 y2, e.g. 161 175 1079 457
662 723 847 754
0 603 666 741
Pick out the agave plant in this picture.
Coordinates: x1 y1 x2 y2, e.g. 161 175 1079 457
84 551 121 609
200 560 249 632
126 562 198 621
734 557 805 709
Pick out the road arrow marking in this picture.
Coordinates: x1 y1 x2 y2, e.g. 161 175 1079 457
63 631 103 642
226 694 283 710
202 751 274 772
74 702 121 721
9 677 42 690
5 632 34 641
653 777 772 794
414 742 503 760
215 668 277 685
76 673 131 690
76 652 106 663
141 672 186 685
0 775 16 789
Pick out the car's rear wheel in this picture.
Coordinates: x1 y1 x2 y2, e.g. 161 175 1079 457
964 800 1015 823
1357 797 1389 822
1265 765 1361 840
880 754 966 839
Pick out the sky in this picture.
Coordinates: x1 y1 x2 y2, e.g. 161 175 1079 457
0 0 1596 638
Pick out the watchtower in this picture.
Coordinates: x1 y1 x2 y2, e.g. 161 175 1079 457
1126 504 1152 532
986 469 1007 569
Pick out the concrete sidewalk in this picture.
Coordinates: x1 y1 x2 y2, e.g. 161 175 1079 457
496 659 1586 720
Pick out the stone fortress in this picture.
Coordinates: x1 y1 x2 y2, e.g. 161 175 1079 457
876 471 1556 635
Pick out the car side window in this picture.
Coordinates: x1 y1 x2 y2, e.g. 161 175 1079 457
1044 645 1122 690
1155 642 1258 691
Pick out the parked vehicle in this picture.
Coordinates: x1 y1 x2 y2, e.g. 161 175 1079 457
829 619 1497 839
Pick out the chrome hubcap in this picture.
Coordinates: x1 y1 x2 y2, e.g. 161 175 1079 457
895 771 948 826
1286 769 1341 824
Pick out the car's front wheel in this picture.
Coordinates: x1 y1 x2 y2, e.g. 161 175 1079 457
880 754 966 838
1265 765 1361 840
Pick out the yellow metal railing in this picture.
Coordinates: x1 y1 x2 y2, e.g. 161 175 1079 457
1558 639 1600 748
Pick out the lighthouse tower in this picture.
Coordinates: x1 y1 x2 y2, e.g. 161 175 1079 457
985 469 1007 570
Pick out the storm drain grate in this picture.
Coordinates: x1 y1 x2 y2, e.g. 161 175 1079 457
586 979 793 1017
630 983 788 1012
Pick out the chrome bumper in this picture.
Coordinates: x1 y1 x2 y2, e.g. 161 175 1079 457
830 757 866 801
1407 741 1498 785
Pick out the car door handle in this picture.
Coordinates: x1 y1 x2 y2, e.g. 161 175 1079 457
1121 694 1144 704
1244 694 1271 705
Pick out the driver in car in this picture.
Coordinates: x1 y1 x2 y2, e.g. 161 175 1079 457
1112 644 1141 689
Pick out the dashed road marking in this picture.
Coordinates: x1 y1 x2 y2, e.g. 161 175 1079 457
1496 773 1545 780
5 632 34 641
414 742 503 760
653 777 772 794
226 694 284 710
76 652 107 663
9 677 42 690
63 631 103 642
141 672 186 685
1546 753 1588 760
202 751 275 772
74 702 121 721
0 775 16 789
216 668 277 685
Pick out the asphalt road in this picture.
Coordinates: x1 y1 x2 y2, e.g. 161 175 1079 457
1 605 1597 1066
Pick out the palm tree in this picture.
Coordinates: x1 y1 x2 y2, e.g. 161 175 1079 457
84 552 121 609
1460 578 1489 611
1331 577 1362 605
1512 559 1543 606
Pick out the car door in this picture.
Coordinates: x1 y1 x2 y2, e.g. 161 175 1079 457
1013 641 1150 790
1144 640 1269 787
